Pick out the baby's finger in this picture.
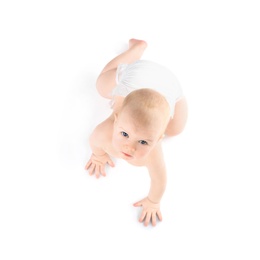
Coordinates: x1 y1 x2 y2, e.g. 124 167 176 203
151 212 157 226
156 210 163 221
100 165 106 177
133 200 143 207
139 210 147 223
88 164 95 175
95 165 100 179
108 159 115 167
85 160 92 170
144 212 151 226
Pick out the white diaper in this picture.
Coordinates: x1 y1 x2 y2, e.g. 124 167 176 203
111 60 183 116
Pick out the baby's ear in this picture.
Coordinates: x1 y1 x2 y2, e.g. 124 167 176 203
114 113 118 122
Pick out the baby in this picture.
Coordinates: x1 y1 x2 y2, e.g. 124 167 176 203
85 39 188 226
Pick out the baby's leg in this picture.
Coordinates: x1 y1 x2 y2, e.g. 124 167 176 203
96 39 147 99
165 98 188 136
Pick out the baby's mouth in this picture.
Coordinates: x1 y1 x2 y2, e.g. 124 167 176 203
122 152 133 158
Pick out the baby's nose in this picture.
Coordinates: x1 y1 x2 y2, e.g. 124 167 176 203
125 143 136 152
129 146 135 152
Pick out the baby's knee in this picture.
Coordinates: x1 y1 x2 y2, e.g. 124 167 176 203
96 69 117 99
96 76 106 97
165 127 183 137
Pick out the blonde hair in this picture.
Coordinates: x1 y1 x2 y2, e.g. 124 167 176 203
120 88 171 132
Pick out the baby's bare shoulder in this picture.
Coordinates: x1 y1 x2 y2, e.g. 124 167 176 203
91 115 114 143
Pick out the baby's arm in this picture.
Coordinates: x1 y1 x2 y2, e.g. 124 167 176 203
134 144 167 226
85 119 114 178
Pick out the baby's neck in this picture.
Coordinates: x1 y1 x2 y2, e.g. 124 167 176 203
112 96 125 114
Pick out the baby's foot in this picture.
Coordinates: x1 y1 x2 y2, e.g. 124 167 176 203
129 38 147 51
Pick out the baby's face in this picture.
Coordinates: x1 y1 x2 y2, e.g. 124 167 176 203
112 110 163 161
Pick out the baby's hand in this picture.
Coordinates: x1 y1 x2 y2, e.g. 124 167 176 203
133 197 162 227
85 153 114 178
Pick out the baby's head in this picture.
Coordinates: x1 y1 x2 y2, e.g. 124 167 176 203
112 89 171 160
120 88 171 132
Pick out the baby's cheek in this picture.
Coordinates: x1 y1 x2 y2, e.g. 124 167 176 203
112 136 122 150
111 137 118 148
136 147 151 158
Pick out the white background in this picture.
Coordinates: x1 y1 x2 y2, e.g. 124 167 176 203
0 0 260 259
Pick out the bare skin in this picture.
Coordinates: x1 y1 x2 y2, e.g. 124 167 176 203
85 39 188 227
85 107 166 226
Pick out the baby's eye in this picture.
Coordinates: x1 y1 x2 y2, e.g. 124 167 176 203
139 140 148 145
121 131 129 138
